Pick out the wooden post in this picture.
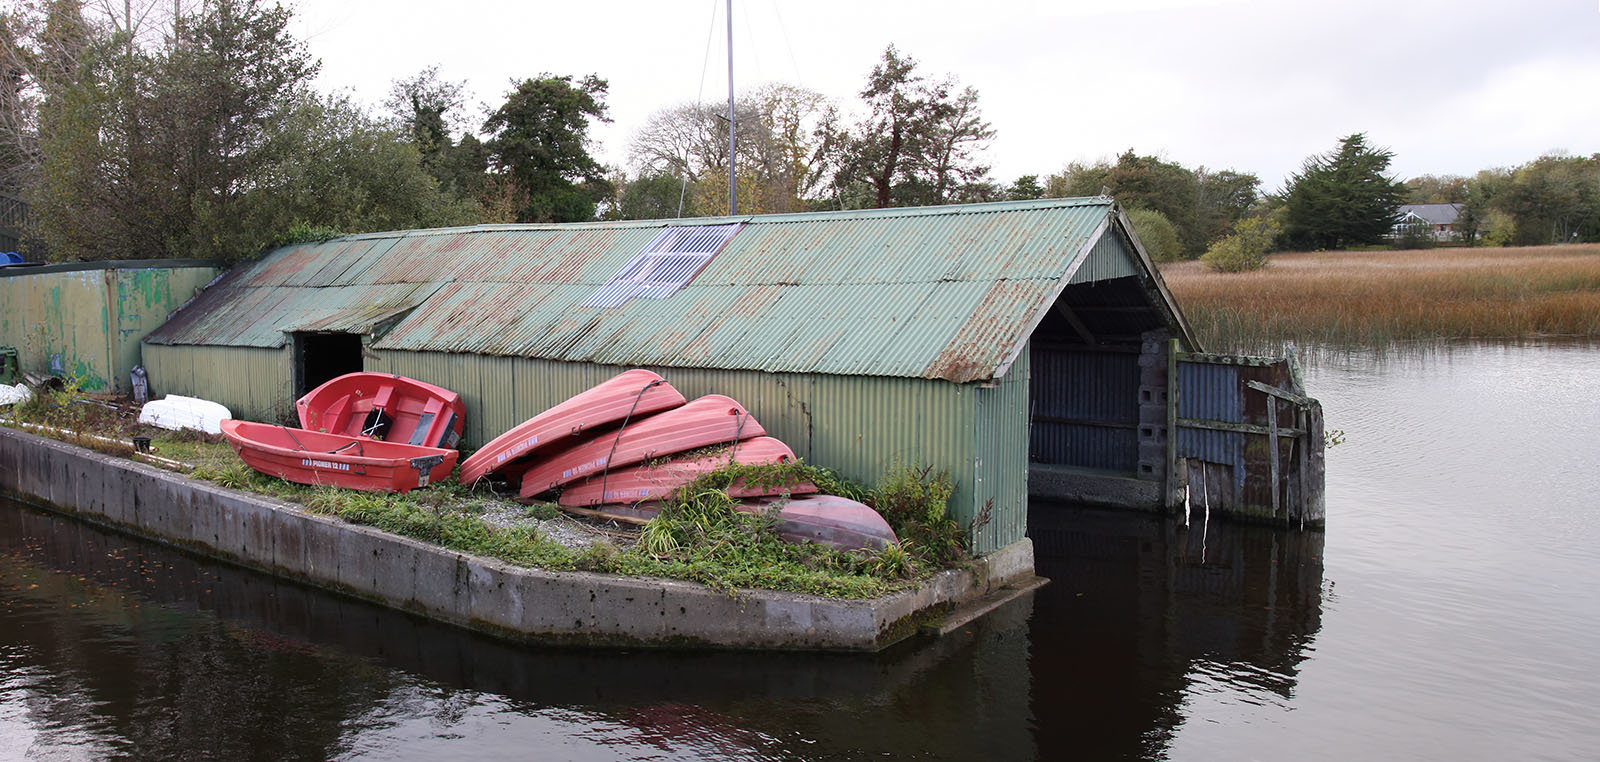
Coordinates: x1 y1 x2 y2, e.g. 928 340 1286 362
1266 394 1280 521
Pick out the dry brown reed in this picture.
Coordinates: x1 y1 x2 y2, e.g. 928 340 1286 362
1160 244 1600 353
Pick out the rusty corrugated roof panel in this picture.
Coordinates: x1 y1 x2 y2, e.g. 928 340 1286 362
148 198 1170 381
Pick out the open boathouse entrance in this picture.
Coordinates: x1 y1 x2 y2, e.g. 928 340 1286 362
291 331 363 399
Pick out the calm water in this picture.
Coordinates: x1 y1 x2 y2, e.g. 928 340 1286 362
3 343 1598 760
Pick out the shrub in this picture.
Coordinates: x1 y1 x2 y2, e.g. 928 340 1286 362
1126 207 1182 262
1201 216 1281 272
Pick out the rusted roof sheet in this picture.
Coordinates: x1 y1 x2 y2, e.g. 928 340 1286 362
146 198 1159 382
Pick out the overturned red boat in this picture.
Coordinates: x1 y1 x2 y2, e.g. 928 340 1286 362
558 436 815 507
296 372 464 449
519 394 766 499
459 369 686 485
220 419 458 493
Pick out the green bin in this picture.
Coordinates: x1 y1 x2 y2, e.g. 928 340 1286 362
0 347 18 385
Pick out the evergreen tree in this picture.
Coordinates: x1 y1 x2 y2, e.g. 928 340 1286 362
483 74 613 223
1282 133 1407 250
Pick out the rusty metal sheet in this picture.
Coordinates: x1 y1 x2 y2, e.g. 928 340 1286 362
147 198 1155 382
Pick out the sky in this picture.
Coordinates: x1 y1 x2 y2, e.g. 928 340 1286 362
286 0 1600 192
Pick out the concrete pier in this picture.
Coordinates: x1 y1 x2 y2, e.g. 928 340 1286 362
0 426 1039 651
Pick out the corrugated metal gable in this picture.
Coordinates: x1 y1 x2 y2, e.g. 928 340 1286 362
149 198 1137 381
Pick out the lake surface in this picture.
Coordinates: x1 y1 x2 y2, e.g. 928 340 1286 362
3 343 1598 760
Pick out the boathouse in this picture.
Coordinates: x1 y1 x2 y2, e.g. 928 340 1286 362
141 197 1320 556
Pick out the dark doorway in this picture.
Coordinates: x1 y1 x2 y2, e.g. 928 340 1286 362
293 332 364 398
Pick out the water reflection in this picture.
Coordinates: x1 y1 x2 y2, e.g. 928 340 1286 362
1028 502 1325 761
0 493 1328 761
0 500 1040 759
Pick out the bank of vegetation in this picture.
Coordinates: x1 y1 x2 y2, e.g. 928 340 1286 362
2 383 974 600
1161 243 1600 352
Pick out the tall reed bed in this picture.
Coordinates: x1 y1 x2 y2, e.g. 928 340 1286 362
1160 244 1600 353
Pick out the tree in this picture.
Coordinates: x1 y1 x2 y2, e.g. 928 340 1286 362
484 73 613 223
1048 151 1206 255
29 0 478 262
607 170 695 221
1006 174 1044 201
1405 174 1469 204
628 84 830 216
383 66 467 184
818 45 993 209
1282 133 1407 250
1494 153 1600 245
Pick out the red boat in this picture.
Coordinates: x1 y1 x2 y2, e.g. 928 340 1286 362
296 372 465 449
558 436 816 507
519 394 766 498
458 369 686 485
220 419 458 493
742 494 899 551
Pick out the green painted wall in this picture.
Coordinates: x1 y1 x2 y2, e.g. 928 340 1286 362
0 263 218 392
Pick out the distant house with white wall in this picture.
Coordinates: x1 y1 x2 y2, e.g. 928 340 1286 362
1394 203 1464 243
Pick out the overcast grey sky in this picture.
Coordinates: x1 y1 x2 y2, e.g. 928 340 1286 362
289 0 1600 191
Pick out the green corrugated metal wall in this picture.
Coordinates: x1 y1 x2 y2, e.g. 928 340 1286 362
0 262 218 392
142 343 292 421
367 349 1019 552
972 345 1031 555
1069 231 1139 284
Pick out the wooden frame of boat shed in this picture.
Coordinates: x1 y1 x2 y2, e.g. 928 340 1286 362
141 197 1203 558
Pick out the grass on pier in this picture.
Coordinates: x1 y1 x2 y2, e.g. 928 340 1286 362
1160 243 1600 353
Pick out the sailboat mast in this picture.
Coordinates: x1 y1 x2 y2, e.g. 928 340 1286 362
726 0 737 215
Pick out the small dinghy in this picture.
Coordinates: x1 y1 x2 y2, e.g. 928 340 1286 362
296 372 464 449
138 394 231 435
558 436 815 507
555 493 897 552
518 394 766 498
220 419 457 493
0 383 31 407
459 368 686 485
742 494 899 551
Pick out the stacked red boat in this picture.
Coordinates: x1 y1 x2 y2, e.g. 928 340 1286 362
221 373 465 493
461 369 897 550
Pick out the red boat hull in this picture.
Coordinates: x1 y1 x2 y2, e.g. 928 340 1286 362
519 394 766 498
296 372 465 449
558 436 815 506
459 369 686 485
221 419 458 493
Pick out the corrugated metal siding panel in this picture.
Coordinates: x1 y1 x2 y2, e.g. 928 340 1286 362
972 346 1030 555
149 199 1119 382
1176 361 1244 493
1068 230 1138 284
364 352 1013 549
1028 347 1140 472
143 343 292 422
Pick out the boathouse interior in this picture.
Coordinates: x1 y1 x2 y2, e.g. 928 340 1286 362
1027 248 1175 487
292 331 364 398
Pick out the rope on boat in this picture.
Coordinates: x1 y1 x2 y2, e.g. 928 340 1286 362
596 379 665 506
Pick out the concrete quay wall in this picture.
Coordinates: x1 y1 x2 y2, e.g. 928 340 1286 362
0 426 1035 651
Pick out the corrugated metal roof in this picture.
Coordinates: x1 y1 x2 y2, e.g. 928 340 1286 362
146 197 1184 383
